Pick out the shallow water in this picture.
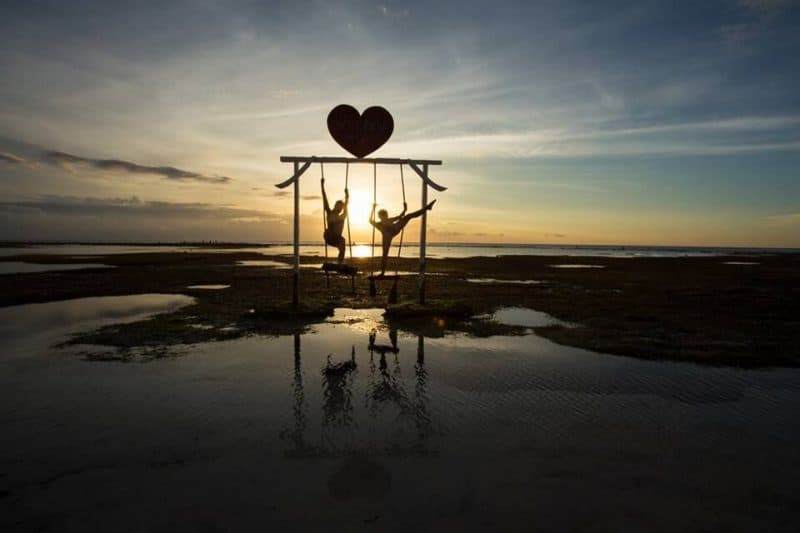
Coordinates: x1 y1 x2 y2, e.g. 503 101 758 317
467 278 543 285
0 262 114 275
0 294 194 355
0 300 798 530
549 263 605 269
3 243 794 259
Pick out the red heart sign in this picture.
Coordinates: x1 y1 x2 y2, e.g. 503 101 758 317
327 104 394 158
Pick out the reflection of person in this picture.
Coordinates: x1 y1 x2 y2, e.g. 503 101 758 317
370 200 436 275
321 177 348 263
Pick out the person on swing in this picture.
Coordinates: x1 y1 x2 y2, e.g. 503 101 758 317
321 177 348 263
370 199 436 275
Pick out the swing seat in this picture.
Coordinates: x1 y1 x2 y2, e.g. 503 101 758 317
321 262 358 276
368 342 400 354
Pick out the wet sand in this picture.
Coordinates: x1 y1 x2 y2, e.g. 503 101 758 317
1 250 798 365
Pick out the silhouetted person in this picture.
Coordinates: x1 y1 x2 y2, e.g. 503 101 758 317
370 200 435 275
321 177 348 263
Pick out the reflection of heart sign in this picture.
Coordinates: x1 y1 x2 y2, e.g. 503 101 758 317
327 105 394 158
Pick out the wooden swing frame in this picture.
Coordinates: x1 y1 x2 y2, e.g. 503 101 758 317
276 156 446 306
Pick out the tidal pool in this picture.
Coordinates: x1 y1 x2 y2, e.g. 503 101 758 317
0 302 798 530
236 259 292 268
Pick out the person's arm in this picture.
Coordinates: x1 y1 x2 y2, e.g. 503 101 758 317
342 188 349 217
369 203 378 228
389 203 407 223
321 178 330 213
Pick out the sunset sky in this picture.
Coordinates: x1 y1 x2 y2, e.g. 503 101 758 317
1 0 798 247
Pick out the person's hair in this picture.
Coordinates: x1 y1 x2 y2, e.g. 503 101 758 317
333 200 344 211
378 209 388 218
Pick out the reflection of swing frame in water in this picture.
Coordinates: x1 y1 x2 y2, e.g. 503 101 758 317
276 156 446 306
283 329 432 458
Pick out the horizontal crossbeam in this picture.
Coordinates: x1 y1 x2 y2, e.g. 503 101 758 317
280 156 442 165
276 155 447 191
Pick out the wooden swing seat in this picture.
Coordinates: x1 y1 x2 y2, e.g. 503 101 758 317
368 343 400 354
321 262 358 276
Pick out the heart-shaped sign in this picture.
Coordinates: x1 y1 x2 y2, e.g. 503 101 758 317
327 104 394 158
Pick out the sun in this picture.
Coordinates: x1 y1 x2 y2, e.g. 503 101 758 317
345 188 373 233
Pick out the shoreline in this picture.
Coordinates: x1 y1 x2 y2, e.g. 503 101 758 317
1 250 798 367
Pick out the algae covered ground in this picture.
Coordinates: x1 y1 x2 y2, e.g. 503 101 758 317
1 250 798 365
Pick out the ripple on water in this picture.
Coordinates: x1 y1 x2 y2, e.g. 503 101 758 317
186 284 231 290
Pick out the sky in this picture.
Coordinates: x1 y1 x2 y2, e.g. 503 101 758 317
0 0 799 247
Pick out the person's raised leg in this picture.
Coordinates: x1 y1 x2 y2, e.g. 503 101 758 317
400 200 436 226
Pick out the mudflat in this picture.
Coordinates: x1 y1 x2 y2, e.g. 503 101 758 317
1 251 798 365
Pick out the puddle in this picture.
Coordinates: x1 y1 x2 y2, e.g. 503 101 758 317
489 306 569 328
324 307 386 333
467 278 543 285
0 294 194 353
186 284 231 290
0 262 115 275
723 261 760 265
237 260 292 268
549 264 605 269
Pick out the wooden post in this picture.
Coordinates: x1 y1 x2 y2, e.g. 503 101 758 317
292 161 300 307
418 164 428 305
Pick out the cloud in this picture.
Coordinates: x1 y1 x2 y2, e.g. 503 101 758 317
738 0 788 15
42 151 232 184
0 151 30 165
430 227 506 240
766 213 800 226
0 195 308 241
271 191 321 201
0 195 265 220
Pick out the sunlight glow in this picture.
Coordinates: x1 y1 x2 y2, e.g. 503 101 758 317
346 189 373 233
350 243 372 258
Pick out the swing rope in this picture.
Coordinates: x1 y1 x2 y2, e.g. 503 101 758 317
345 162 353 260
321 162 328 264
370 162 377 277
395 164 407 275
322 161 354 266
